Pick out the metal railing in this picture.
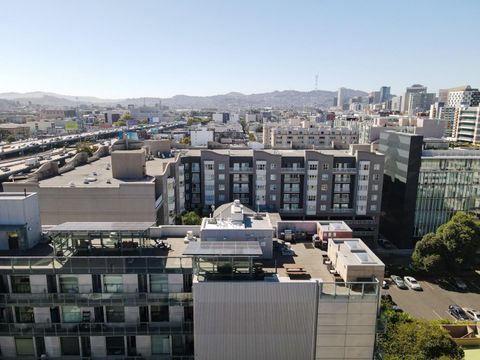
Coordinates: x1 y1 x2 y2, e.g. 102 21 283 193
281 167 305 173
229 167 253 173
332 167 356 173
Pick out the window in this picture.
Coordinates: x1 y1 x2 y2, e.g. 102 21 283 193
62 306 81 323
372 184 379 191
205 163 214 170
321 184 327 191
15 338 35 356
152 335 170 355
321 174 328 181
218 163 225 170
15 307 34 323
309 163 318 171
60 275 79 294
151 305 169 322
322 164 329 170
307 195 316 201
270 163 276 170
270 194 276 201
106 337 125 356
106 306 125 322
270 174 276 181
104 275 123 293
150 274 168 293
320 205 327 211
218 184 225 191
374 163 380 171
219 194 225 201
11 276 30 293
270 184 277 191
256 163 265 170
370 205 377 211
362 163 370 170
373 174 380 181
61 337 80 356
218 174 225 181
371 194 378 201
320 194 327 201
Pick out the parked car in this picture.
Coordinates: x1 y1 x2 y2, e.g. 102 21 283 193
453 277 468 291
404 276 422 291
0 166 10 172
391 275 407 289
382 279 390 289
448 304 470 321
464 308 480 321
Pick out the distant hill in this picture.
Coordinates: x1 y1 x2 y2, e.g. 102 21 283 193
0 89 367 110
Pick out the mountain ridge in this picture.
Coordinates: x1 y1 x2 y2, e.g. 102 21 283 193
0 88 367 110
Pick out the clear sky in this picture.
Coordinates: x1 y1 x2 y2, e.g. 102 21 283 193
1 0 479 99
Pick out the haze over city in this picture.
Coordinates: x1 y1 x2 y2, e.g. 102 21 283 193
1 0 479 98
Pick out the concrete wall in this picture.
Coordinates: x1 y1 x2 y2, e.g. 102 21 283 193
44 336 61 358
4 183 157 225
193 280 317 360
90 336 107 357
34 307 51 323
0 336 16 357
136 335 152 357
168 274 184 293
125 306 140 323
112 150 146 179
30 274 47 293
78 274 93 293
123 274 138 293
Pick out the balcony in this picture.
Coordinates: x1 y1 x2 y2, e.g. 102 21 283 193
283 186 300 193
281 167 305 173
233 187 250 193
0 321 193 336
333 188 350 193
279 207 303 213
331 208 353 213
332 167 356 174
284 176 301 183
0 292 193 307
230 167 253 174
232 176 250 183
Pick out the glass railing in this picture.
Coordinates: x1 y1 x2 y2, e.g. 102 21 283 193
0 321 193 336
0 256 193 274
319 279 379 298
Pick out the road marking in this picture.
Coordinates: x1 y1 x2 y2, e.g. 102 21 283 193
424 282 434 290
432 310 443 319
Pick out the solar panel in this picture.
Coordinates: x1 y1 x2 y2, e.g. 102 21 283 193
183 241 263 256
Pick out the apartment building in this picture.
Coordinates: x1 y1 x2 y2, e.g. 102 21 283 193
453 106 480 144
379 131 480 248
0 193 384 360
263 125 358 149
180 147 384 243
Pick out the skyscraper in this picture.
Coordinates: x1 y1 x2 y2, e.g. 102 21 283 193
337 87 347 107
402 84 427 113
379 86 391 103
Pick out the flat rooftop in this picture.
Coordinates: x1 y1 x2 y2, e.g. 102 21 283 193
330 238 384 266
202 214 272 230
34 155 175 188
182 148 355 158
318 221 351 232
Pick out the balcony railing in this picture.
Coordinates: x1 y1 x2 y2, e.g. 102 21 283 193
0 292 193 306
0 321 193 336
332 167 356 173
279 208 303 213
281 167 305 173
229 167 253 173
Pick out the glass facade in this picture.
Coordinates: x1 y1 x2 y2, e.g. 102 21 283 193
414 156 480 237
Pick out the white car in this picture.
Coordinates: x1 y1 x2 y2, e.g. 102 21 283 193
464 308 480 321
404 276 422 291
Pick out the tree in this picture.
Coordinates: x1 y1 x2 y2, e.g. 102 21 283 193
75 142 98 157
411 211 480 273
113 120 126 127
240 119 247 133
180 136 191 145
380 320 463 360
120 112 132 122
412 233 446 273
248 133 256 141
5 135 16 143
181 211 202 225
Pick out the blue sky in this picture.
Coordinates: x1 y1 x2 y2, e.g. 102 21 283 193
1 0 479 98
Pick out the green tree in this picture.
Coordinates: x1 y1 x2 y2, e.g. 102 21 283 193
180 136 191 145
240 119 247 132
412 233 446 273
248 133 256 141
411 211 480 273
5 135 16 143
181 211 202 225
120 112 132 121
113 120 126 127
75 142 98 157
381 320 463 360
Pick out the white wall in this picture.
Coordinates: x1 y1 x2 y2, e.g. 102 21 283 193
191 129 214 147
44 336 61 358
90 336 107 357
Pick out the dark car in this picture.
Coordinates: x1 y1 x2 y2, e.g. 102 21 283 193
448 304 470 321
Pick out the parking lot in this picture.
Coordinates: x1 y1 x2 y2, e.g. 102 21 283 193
385 275 480 321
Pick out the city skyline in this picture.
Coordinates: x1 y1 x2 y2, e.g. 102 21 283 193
1 0 479 98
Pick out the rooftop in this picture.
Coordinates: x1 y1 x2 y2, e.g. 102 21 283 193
33 155 175 187
330 238 383 266
317 221 351 232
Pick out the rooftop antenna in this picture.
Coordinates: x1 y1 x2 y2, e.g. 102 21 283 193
315 73 319 91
